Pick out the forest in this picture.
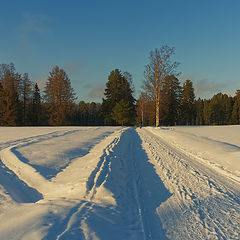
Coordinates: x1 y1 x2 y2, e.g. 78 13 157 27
0 46 239 127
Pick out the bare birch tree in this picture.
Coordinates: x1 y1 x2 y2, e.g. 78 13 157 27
143 45 179 126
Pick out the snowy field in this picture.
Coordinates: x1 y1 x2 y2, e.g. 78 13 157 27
0 126 239 239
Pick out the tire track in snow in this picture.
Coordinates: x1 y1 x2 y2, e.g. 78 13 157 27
0 130 79 199
52 133 124 239
53 200 90 240
0 130 79 151
42 128 128 239
85 136 120 200
0 128 130 239
138 128 240 240
80 128 170 239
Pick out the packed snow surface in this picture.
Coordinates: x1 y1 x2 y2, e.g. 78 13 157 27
0 126 239 239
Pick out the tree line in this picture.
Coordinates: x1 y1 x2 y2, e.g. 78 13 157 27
0 46 239 126
0 63 104 126
137 45 240 126
0 63 135 126
137 78 240 126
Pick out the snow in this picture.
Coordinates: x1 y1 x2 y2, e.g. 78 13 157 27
147 125 240 181
0 126 239 239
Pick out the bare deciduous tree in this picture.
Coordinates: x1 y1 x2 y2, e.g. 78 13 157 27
143 45 179 126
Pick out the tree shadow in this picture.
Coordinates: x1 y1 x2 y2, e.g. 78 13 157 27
83 128 172 239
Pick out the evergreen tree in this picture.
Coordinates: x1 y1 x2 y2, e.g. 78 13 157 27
209 93 225 125
88 102 103 125
101 69 135 125
195 98 204 125
20 73 32 125
0 63 21 126
231 90 240 124
222 94 233 124
74 101 103 126
0 82 4 123
44 66 76 125
78 101 89 125
111 99 132 126
180 80 195 125
31 83 42 125
159 75 182 125
203 99 210 125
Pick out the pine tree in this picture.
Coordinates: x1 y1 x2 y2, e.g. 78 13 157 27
180 80 195 125
31 83 41 125
0 82 4 123
20 73 32 125
222 94 233 124
88 102 103 125
203 99 210 125
195 98 204 125
209 93 225 125
78 101 88 125
231 90 240 124
44 66 76 126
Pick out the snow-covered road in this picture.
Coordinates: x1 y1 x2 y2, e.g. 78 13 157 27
0 127 239 239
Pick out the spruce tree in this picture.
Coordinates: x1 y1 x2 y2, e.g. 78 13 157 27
180 80 195 125
195 98 204 125
20 73 32 125
203 99 210 125
159 75 182 125
209 93 225 125
231 90 240 124
101 69 135 125
31 83 41 125
222 94 233 124
111 99 132 126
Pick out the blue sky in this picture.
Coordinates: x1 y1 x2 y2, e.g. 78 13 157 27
0 0 239 101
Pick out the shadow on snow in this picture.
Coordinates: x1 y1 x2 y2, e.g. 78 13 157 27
35 128 172 240
0 159 42 203
82 128 172 240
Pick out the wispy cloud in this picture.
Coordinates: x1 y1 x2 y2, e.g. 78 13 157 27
178 73 195 83
179 73 227 99
63 61 85 75
194 78 226 99
36 77 48 90
86 83 105 99
19 12 51 48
